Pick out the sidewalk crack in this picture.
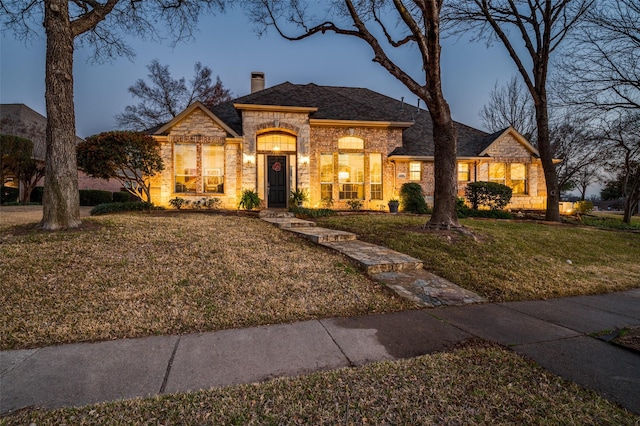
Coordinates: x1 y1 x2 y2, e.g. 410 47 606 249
318 320 355 367
160 336 181 394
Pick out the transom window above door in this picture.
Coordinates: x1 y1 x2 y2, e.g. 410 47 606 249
257 133 296 152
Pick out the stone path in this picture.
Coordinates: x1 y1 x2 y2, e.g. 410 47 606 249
259 210 486 307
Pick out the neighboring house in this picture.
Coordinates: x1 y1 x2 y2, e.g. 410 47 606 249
0 103 122 195
149 73 547 210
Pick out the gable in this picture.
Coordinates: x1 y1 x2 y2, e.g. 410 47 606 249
479 128 539 160
153 101 239 138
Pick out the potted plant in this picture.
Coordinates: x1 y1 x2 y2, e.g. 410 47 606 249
388 198 400 213
289 188 309 207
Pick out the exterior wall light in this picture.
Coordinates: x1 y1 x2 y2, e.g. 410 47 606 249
243 154 255 165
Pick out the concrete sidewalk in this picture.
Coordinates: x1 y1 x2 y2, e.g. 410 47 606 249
2 289 639 415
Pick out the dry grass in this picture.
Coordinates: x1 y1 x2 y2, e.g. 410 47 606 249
0 212 410 350
318 215 640 302
3 342 636 425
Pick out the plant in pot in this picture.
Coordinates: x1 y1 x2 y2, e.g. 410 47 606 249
289 188 309 207
388 198 400 213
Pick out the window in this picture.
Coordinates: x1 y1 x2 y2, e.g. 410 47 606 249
174 144 197 193
203 145 225 193
370 153 382 200
458 163 470 182
488 163 506 185
488 162 527 194
338 153 364 199
320 154 334 201
174 142 225 194
409 162 421 181
257 133 296 152
510 163 527 194
338 136 364 150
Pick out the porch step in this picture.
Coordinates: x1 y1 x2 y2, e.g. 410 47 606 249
259 210 295 219
287 227 357 244
261 217 316 229
320 240 423 275
371 269 487 307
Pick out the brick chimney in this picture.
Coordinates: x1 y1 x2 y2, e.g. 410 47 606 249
251 72 265 93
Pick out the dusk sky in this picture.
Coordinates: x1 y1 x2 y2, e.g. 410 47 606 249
1 7 523 138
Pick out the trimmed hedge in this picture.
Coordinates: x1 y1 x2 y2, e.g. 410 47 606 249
90 201 156 215
1 186 19 204
79 189 113 206
30 186 44 204
457 197 512 219
289 206 337 218
113 191 138 203
465 181 512 210
400 182 430 214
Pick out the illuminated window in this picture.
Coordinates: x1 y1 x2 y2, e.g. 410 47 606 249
338 136 364 150
320 154 334 201
458 163 470 182
257 133 296 152
203 145 225 194
370 153 382 200
174 144 197 193
510 163 527 194
409 162 421 181
339 153 364 199
489 163 506 185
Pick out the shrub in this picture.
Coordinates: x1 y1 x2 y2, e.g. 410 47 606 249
465 181 512 210
289 188 309 207
113 191 137 203
1 186 19 204
346 199 364 211
457 196 512 219
79 189 113 206
289 206 337 218
400 182 429 214
169 197 189 210
90 201 156 215
238 189 261 211
202 197 222 209
573 200 594 214
30 186 44 204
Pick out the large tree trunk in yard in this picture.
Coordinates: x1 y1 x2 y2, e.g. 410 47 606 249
534 100 561 222
427 119 459 229
42 0 81 230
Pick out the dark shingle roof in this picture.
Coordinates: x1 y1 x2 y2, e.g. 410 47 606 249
210 82 498 157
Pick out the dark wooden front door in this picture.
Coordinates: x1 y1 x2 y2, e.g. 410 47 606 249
267 156 287 208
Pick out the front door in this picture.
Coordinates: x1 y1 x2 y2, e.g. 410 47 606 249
267 155 287 208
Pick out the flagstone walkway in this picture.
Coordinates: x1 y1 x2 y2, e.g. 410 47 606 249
260 210 486 307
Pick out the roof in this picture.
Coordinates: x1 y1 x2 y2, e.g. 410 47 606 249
206 83 534 158
0 103 84 161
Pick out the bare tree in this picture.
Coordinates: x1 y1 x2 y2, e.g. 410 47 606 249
550 116 602 198
1 0 225 230
116 60 232 131
445 0 593 222
480 76 537 142
599 112 640 223
559 0 639 113
243 0 462 230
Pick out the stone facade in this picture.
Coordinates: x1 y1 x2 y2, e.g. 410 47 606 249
151 103 548 211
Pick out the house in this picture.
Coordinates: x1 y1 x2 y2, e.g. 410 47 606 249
0 103 122 195
149 73 547 210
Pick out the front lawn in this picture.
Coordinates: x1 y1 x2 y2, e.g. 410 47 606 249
0 213 410 350
318 215 640 301
3 342 636 425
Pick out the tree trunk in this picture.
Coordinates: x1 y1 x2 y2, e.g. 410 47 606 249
42 0 81 230
533 100 561 222
426 103 460 229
